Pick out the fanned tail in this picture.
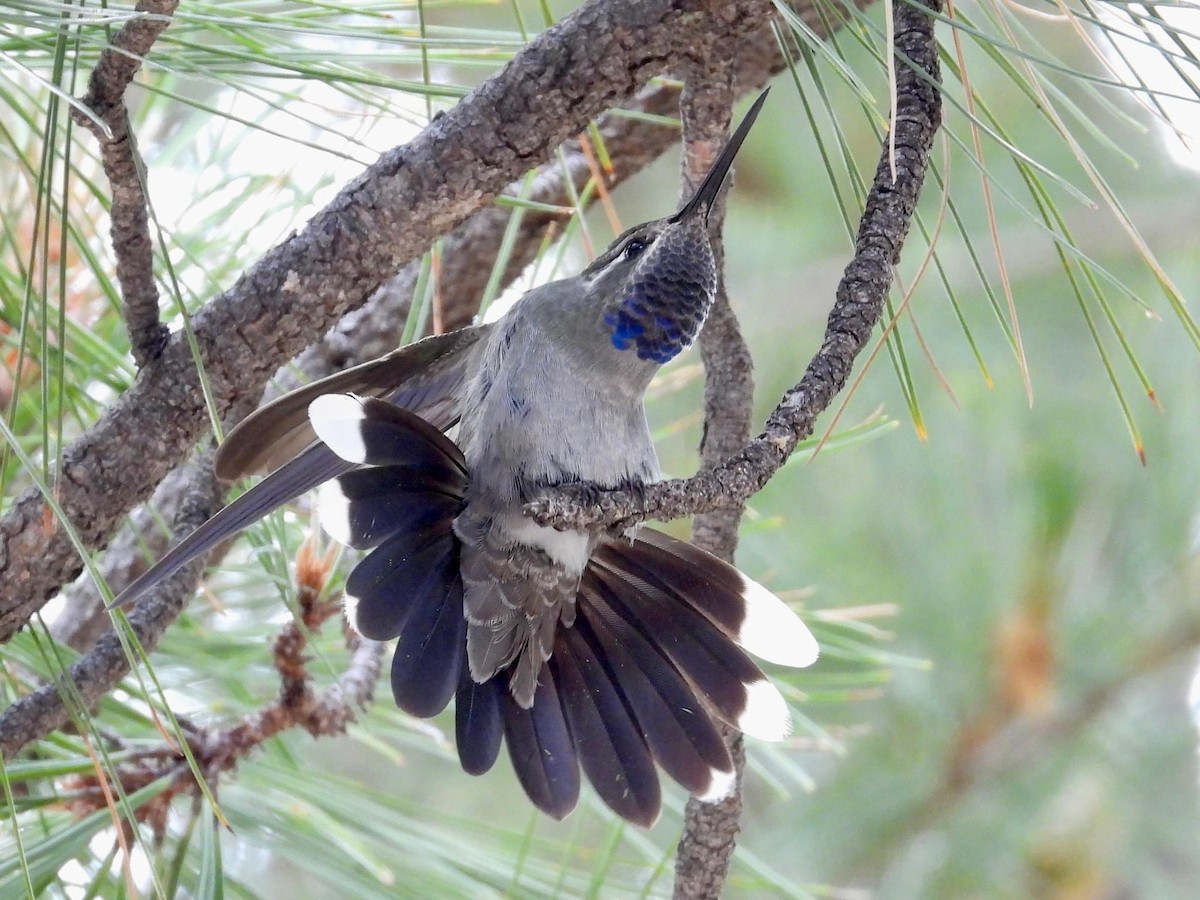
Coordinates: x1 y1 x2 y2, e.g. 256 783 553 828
574 588 734 801
310 396 467 719
309 393 819 826
552 625 661 825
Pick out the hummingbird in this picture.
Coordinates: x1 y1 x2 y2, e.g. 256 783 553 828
113 90 819 826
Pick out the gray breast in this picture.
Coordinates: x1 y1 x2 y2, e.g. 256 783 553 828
460 318 660 505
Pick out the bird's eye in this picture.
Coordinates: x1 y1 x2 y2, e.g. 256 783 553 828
623 239 647 260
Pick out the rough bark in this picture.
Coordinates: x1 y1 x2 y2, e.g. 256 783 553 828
71 0 179 366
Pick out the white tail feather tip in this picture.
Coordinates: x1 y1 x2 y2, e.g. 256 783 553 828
342 591 362 635
737 678 792 742
696 766 737 804
308 394 369 463
738 574 820 668
316 481 354 547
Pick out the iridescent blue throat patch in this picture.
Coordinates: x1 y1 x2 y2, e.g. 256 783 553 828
605 236 714 363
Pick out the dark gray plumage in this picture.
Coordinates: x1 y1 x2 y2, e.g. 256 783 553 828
111 91 820 826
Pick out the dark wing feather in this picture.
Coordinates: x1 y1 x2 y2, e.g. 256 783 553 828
389 572 466 717
612 529 818 669
313 396 468 551
623 529 746 629
553 626 661 826
502 664 580 821
111 329 481 609
574 589 732 796
314 396 467 473
456 664 504 776
215 325 487 481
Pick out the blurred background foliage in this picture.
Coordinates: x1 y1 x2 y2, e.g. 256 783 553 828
1 0 1198 896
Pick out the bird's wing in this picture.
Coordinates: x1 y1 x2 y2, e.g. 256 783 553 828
111 326 484 608
215 324 488 481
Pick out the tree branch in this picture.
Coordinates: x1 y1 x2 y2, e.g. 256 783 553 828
673 3 942 889
191 549 384 772
527 0 944 533
0 456 222 759
50 465 195 652
71 0 179 367
60 555 385 836
279 79 690 391
23 33 804 750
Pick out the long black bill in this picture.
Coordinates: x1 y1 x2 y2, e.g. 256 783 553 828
669 88 769 225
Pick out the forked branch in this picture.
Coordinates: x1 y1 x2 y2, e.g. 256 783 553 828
526 0 944 535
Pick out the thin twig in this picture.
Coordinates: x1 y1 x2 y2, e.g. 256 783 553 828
71 0 179 367
192 546 383 773
61 559 385 829
0 456 222 758
672 6 942 890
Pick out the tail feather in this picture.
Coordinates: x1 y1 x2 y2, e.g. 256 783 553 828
501 665 580 821
455 665 504 777
623 530 819 669
390 572 467 717
466 614 523 690
552 626 662 826
344 525 457 642
319 466 464 550
588 555 760 718
574 596 733 798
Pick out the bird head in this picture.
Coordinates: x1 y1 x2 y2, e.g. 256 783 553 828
581 90 768 370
